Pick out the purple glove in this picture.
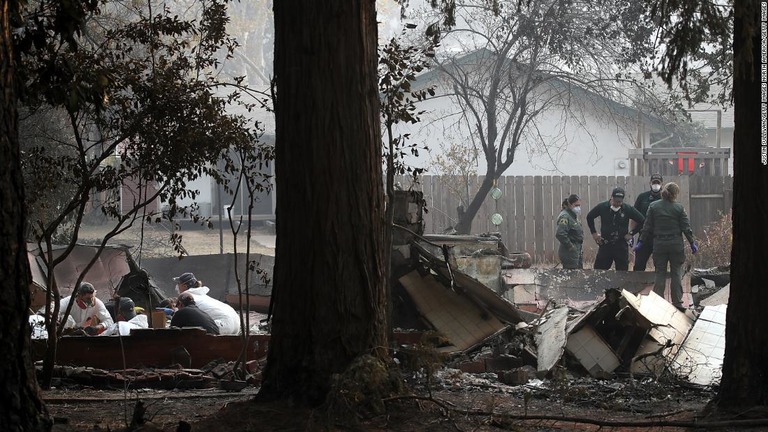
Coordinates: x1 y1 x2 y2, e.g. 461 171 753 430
691 242 699 254
632 240 643 253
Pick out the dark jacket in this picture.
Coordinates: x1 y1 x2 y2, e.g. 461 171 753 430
586 201 645 242
640 199 694 245
170 304 220 335
634 189 662 216
556 208 583 249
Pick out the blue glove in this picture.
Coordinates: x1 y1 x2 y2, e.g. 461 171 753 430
691 242 699 254
632 240 643 253
157 307 175 317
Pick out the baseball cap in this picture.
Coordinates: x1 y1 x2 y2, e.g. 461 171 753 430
78 282 95 294
173 272 198 287
611 187 625 199
650 173 663 184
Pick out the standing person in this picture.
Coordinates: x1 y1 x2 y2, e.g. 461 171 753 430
586 187 645 271
170 292 221 335
556 194 584 269
173 272 241 335
635 182 698 311
59 282 114 335
631 173 664 271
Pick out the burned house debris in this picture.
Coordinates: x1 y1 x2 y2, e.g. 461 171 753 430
28 191 730 395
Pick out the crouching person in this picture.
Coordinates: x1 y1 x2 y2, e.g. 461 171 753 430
170 292 220 335
100 297 148 336
59 282 114 335
173 272 240 335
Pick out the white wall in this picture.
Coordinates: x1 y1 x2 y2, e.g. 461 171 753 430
394 86 646 178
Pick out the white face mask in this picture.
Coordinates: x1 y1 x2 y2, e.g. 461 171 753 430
651 184 661 192
572 205 581 214
611 205 621 212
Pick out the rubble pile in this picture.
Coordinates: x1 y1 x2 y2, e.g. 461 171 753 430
43 358 258 391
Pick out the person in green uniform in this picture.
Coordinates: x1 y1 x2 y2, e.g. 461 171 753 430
586 187 645 271
556 194 584 269
630 173 663 271
634 182 699 311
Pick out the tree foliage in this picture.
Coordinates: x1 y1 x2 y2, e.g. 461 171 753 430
412 0 668 233
14 0 270 387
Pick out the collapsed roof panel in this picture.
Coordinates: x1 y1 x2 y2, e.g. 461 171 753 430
671 304 726 386
621 290 693 376
565 325 621 378
534 306 570 376
410 241 525 325
399 271 507 353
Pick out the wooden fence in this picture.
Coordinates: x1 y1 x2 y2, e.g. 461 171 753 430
398 175 733 265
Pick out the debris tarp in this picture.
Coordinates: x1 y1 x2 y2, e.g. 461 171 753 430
28 243 133 309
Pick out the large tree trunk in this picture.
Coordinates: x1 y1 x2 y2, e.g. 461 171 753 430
259 0 388 406
715 0 768 410
0 1 52 429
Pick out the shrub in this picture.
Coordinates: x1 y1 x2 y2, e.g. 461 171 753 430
688 210 732 269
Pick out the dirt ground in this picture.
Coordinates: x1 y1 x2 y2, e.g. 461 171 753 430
77 221 276 259
46 373 764 432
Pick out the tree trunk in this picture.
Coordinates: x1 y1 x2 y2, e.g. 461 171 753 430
0 0 52 429
715 0 768 409
455 174 496 234
259 0 388 406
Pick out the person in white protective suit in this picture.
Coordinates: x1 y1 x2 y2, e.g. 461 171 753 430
99 297 148 336
59 282 114 335
173 272 241 335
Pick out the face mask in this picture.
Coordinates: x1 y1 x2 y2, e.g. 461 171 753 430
572 205 581 214
76 297 94 309
611 205 621 212
651 184 661 192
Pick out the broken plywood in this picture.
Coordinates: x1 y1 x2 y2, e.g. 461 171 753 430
399 271 507 353
534 306 569 376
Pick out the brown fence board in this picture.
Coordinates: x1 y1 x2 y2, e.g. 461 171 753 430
514 176 526 253
398 175 731 265
542 176 555 262
524 176 536 260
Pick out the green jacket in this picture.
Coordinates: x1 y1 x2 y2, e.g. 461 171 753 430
556 208 583 250
640 199 694 244
586 201 645 242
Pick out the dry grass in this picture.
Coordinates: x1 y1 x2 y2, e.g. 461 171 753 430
688 210 732 268
77 222 275 259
